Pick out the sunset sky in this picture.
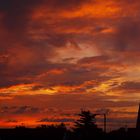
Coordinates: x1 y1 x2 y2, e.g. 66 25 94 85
0 0 140 130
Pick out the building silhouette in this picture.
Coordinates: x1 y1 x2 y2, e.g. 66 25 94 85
119 104 140 139
136 104 140 129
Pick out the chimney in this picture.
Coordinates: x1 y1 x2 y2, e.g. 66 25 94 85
136 104 140 129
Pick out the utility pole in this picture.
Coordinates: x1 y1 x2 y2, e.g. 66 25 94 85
103 113 107 133
95 113 107 133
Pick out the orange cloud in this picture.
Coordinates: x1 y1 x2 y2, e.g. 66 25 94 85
0 0 140 129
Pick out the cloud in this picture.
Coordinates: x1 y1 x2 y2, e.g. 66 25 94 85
0 0 140 129
38 118 74 123
112 81 140 93
0 94 138 129
0 105 40 115
14 106 39 114
5 119 18 123
0 0 44 32
0 0 92 33
0 0 139 99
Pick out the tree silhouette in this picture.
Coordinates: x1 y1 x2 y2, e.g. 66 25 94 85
75 110 97 130
73 110 103 140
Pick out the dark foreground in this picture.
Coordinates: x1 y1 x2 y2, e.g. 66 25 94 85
1 110 140 140
0 127 140 140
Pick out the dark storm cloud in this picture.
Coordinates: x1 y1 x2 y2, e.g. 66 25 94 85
114 19 140 52
0 105 40 114
113 81 140 93
37 62 112 88
0 0 92 32
14 106 39 114
0 0 139 91
0 52 114 90
90 23 140 59
78 56 109 64
5 119 18 123
38 118 74 123
0 0 44 31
